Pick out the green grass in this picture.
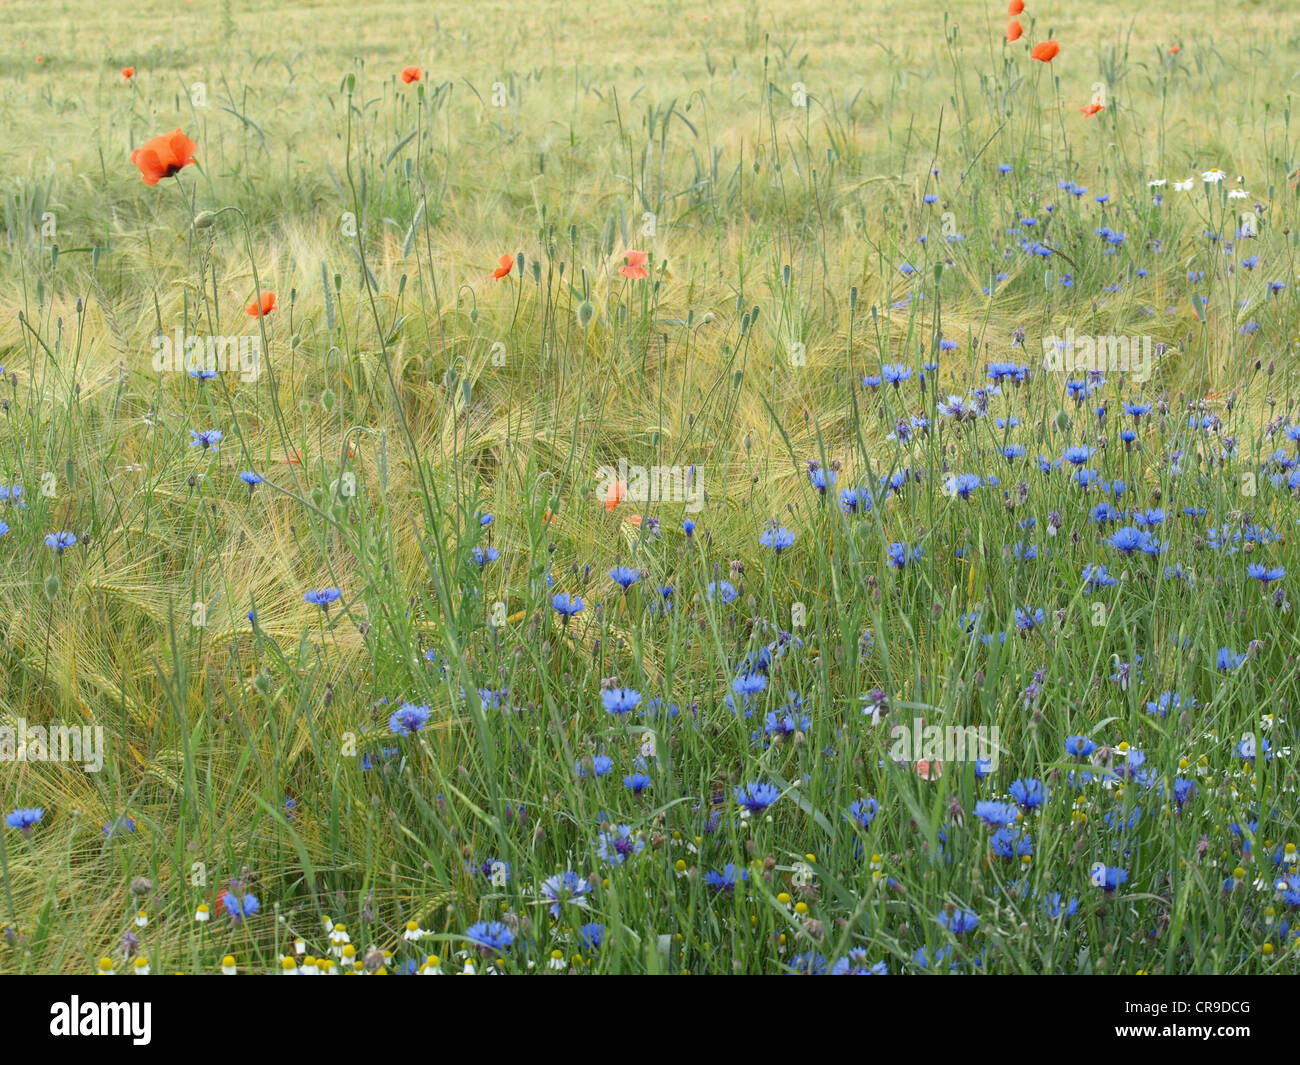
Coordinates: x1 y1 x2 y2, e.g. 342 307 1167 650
0 0 1298 974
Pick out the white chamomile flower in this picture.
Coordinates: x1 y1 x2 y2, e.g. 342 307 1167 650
1202 168 1226 183
403 920 426 942
1148 178 1167 187
1228 188 1249 199
1174 178 1195 191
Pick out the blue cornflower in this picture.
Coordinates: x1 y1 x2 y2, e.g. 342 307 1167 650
5 808 43 833
707 580 737 603
601 687 642 715
732 672 767 697
45 531 77 552
609 565 639 588
1247 564 1285 583
466 921 514 952
540 871 592 917
1217 648 1245 671
472 546 500 566
945 473 982 499
576 754 614 778
1082 562 1117 592
623 773 652 794
807 464 836 493
1014 606 1045 630
1146 691 1194 718
974 801 1019 827
705 864 746 893
1009 778 1047 810
304 587 341 607
829 950 887 975
552 592 585 618
1065 736 1096 759
846 797 878 829
735 781 780 814
189 428 223 449
887 542 920 568
759 524 796 553
1108 527 1151 554
990 827 1033 858
239 471 263 486
936 909 979 935
220 891 260 919
1042 893 1079 919
596 825 644 865
389 702 432 736
881 363 913 386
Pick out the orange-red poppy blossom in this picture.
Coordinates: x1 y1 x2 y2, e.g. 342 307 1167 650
492 253 514 279
1031 40 1060 62
1168 44 1180 54
1008 0 1024 13
121 66 135 79
401 66 421 83
130 128 197 186
916 759 944 781
604 480 627 511
1006 20 1023 41
246 291 276 317
1081 102 1104 117
618 250 649 279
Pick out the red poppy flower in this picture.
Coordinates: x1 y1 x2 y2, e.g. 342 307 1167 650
246 291 276 317
492 253 514 279
1081 102 1104 117
1031 40 1060 62
1168 44 1180 54
1006 20 1023 41
1008 0 1024 14
618 250 649 279
401 66 421 84
916 760 944 781
121 66 135 79
130 128 197 186
604 480 627 511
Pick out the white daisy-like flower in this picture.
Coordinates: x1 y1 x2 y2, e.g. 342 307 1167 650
1148 178 1167 187
1202 168 1226 183
1228 188 1249 199
420 954 443 975
1173 178 1195 191
403 920 426 942
221 955 237 975
194 904 210 923
133 957 150 976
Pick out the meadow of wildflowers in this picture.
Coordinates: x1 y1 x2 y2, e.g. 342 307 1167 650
0 0 1298 983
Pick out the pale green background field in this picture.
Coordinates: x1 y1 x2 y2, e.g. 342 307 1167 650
1 0 1298 972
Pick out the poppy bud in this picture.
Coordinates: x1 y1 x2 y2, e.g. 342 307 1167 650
193 210 217 229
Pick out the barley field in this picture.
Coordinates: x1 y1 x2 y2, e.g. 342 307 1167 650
1 0 1299 977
